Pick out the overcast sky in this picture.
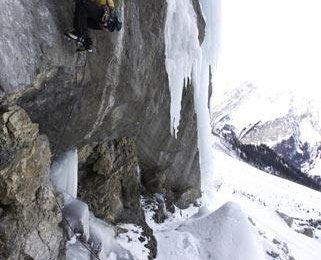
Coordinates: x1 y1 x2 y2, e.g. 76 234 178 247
213 0 321 100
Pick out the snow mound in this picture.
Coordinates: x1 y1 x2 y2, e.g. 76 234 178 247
179 202 265 260
155 202 265 260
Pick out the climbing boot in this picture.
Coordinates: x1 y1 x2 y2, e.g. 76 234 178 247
64 30 79 41
76 37 93 53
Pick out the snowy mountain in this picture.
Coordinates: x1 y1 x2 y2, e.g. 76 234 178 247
211 83 321 190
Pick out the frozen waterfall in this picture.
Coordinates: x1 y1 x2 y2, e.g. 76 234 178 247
51 149 78 198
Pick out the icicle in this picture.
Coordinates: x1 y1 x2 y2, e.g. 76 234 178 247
165 0 202 137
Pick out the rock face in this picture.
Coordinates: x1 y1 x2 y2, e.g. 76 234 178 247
192 0 206 44
138 80 201 209
0 0 203 207
78 137 143 224
0 0 204 258
0 107 63 259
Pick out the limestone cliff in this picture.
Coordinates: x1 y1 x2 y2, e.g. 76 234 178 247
0 0 205 258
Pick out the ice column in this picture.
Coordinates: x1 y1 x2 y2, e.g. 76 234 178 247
196 0 221 207
51 149 78 198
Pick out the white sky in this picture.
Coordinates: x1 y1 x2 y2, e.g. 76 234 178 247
214 0 321 99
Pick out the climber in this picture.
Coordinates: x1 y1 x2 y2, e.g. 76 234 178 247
65 0 122 52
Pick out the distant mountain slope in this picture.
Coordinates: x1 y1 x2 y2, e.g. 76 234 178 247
211 83 321 190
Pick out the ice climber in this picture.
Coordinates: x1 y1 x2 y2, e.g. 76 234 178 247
65 0 122 52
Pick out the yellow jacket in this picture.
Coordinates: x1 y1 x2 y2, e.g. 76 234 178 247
95 0 115 8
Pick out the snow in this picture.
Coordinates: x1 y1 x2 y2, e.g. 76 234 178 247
142 199 265 260
115 224 149 260
211 146 321 218
212 84 293 136
299 117 321 146
142 199 200 260
308 157 321 178
205 145 321 260
179 202 265 260
165 0 201 136
50 149 78 198
156 225 203 260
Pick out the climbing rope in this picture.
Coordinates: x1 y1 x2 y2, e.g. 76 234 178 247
53 53 88 156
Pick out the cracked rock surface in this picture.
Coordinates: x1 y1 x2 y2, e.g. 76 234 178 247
0 107 64 260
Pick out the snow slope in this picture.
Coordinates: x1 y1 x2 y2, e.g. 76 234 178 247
209 146 321 260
